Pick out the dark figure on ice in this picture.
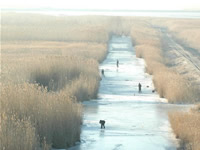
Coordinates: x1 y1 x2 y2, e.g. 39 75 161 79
99 120 105 129
138 83 142 93
116 59 119 68
101 69 105 76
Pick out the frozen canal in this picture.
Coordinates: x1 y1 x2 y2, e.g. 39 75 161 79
68 36 180 150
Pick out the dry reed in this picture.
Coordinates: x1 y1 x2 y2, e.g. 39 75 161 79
148 18 200 150
130 20 199 103
150 18 200 52
1 83 82 149
1 13 109 149
169 110 200 150
2 13 200 149
1 13 110 43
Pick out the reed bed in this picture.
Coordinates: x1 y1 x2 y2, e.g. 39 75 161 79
29 56 100 99
1 13 110 43
2 41 106 83
2 13 200 149
1 83 82 149
164 19 200 52
1 50 102 149
1 54 100 149
130 20 199 103
1 13 109 149
138 19 200 150
169 109 200 150
151 18 200 52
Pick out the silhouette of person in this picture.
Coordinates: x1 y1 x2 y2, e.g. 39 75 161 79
101 69 105 76
138 83 142 93
99 120 105 129
116 60 119 68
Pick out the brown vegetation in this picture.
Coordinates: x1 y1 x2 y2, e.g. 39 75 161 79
1 41 106 84
148 18 200 150
1 13 110 43
162 19 200 51
1 13 109 149
1 12 200 149
1 83 82 149
132 19 200 149
130 21 199 103
169 109 200 150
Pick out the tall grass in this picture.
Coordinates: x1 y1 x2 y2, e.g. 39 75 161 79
1 83 82 149
1 54 99 148
0 114 40 150
1 55 98 149
146 18 200 150
1 41 107 84
2 13 200 149
1 13 110 43
130 18 200 149
29 56 100 100
150 18 200 51
169 110 200 150
1 13 109 149
130 20 199 103
164 19 200 51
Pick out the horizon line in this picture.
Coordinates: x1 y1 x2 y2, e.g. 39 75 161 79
1 8 200 12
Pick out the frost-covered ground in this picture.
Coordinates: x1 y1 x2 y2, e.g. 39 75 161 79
65 36 189 150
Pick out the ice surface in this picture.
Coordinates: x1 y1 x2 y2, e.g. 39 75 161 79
65 36 190 150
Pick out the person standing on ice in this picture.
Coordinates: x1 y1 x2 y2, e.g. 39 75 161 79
116 59 119 68
99 120 105 129
138 83 142 93
101 69 105 77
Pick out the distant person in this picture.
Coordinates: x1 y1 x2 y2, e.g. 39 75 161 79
138 83 142 93
116 59 119 68
99 120 105 129
101 69 105 77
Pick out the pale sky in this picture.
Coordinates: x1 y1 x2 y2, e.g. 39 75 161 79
1 0 200 10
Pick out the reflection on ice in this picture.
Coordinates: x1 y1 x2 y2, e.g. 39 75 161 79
67 36 189 150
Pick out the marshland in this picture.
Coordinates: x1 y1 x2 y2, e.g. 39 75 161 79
1 11 200 150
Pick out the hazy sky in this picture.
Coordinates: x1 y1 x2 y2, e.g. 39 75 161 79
1 0 200 10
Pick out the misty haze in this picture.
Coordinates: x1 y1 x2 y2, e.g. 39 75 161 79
1 1 200 150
